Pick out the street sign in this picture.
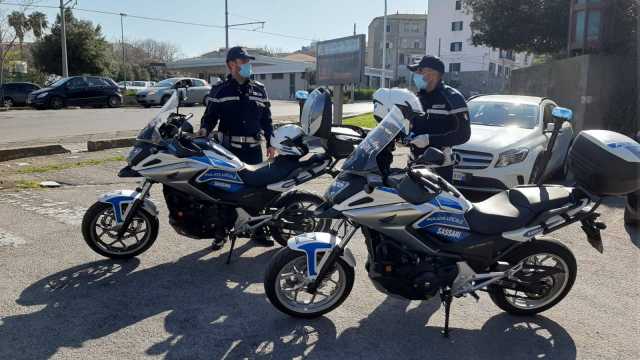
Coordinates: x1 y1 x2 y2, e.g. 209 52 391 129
316 35 366 85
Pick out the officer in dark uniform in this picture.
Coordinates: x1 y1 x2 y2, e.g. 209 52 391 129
197 46 276 247
405 55 471 183
198 46 276 164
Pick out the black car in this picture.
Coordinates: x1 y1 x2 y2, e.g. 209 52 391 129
28 76 122 109
1 82 40 107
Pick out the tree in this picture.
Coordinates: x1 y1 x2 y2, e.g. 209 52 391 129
28 11 48 40
31 9 113 76
464 0 570 54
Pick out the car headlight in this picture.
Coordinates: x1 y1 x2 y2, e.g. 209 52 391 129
36 92 48 98
495 148 529 167
324 179 349 200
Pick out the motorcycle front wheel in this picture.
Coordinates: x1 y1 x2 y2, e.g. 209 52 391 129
81 202 159 259
269 191 331 247
264 248 354 318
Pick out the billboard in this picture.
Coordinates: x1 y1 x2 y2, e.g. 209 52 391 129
316 35 365 85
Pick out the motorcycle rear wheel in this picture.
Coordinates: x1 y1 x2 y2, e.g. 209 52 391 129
81 202 159 259
488 239 577 316
269 191 331 247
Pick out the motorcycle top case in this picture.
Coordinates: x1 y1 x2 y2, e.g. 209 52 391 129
568 130 640 196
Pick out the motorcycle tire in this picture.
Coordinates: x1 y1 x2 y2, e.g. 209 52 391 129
269 191 331 247
264 247 354 318
488 239 577 316
81 202 159 259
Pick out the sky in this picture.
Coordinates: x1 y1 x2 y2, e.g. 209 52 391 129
1 0 430 58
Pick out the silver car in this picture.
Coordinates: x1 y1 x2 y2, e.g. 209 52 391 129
136 77 210 108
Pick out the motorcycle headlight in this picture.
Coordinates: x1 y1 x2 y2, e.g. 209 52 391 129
324 179 349 200
36 92 48 98
126 146 143 165
495 148 529 167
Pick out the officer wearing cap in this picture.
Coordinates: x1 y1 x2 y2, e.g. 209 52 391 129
197 46 276 247
405 55 471 182
198 46 277 164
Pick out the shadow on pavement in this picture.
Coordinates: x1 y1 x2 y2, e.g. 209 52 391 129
0 243 576 359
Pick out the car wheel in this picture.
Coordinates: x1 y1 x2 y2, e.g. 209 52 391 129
107 95 122 108
160 95 171 106
143 104 152 108
49 96 64 110
3 97 14 107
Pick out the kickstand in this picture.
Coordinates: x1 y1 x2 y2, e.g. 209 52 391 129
440 290 453 338
226 235 237 264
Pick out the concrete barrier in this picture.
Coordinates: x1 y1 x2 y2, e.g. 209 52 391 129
0 144 70 162
87 137 136 152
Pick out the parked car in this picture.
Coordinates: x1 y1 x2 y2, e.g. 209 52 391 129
1 82 40 107
28 76 122 109
135 77 210 108
452 95 574 192
117 80 155 94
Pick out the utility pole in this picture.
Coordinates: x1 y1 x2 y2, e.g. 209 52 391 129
381 0 387 88
60 0 68 77
120 13 127 87
353 23 356 36
224 0 264 52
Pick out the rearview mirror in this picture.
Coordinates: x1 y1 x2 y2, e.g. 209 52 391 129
295 90 309 101
552 107 573 122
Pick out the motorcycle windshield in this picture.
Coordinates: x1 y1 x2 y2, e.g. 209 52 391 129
342 107 409 172
136 92 179 144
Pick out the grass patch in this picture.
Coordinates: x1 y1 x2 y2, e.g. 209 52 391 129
17 155 126 174
15 180 42 189
343 113 376 129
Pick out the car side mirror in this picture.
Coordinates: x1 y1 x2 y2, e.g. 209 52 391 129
552 107 573 122
417 147 445 166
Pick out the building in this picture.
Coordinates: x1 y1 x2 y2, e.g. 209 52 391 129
166 53 315 100
568 0 624 55
426 0 532 96
366 13 429 88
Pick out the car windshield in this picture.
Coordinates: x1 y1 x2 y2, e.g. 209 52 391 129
136 92 180 144
49 77 69 87
156 79 176 88
468 101 539 129
132 81 146 87
342 107 409 173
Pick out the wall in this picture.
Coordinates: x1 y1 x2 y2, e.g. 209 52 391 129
444 70 507 97
507 54 637 133
255 72 309 100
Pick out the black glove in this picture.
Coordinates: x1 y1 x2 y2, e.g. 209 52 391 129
396 101 424 122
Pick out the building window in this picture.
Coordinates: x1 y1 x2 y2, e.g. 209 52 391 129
450 42 462 52
272 73 284 80
505 67 511 78
449 63 461 72
451 21 463 31
488 62 496 75
587 10 601 41
403 23 420 33
573 11 586 46
259 74 266 80
497 65 504 77
414 41 421 49
455 0 462 10
499 49 515 60
386 42 393 49
386 24 391 32
399 53 405 65
300 72 305 79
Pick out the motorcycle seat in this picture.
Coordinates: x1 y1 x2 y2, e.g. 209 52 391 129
239 155 303 187
466 186 574 234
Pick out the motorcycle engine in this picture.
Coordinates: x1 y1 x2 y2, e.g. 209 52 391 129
364 229 458 300
162 185 236 239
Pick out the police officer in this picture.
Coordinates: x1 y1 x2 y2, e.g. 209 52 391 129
197 46 276 247
405 55 471 183
197 46 276 163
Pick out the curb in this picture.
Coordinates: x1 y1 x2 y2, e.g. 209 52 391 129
87 137 136 152
0 144 70 162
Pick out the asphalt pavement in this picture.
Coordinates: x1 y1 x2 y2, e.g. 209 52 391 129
0 150 638 359
0 101 373 149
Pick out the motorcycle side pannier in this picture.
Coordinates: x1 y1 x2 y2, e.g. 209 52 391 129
568 130 640 196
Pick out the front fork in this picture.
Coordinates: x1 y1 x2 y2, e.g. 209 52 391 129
307 220 359 293
115 180 154 240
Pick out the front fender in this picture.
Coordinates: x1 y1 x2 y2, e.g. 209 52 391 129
98 190 158 224
288 232 356 279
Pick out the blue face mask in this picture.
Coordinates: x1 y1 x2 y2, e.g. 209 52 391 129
239 63 253 78
413 74 428 90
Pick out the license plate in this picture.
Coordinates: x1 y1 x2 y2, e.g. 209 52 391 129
452 171 466 182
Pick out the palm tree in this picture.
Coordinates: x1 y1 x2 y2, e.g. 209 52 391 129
7 11 30 57
28 11 48 40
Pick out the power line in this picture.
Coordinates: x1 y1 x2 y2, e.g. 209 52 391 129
0 1 315 41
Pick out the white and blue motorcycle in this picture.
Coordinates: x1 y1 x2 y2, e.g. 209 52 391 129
263 89 640 337
81 89 366 261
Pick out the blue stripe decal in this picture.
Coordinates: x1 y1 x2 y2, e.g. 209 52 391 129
376 186 399 194
297 242 333 276
436 195 463 210
103 195 135 224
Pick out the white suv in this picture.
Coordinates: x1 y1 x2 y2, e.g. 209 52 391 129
452 95 574 192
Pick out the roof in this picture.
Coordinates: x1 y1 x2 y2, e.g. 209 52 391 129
469 94 546 105
167 54 315 74
371 13 427 22
282 53 316 63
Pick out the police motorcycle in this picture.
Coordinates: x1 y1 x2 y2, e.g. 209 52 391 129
81 88 366 262
264 88 640 337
